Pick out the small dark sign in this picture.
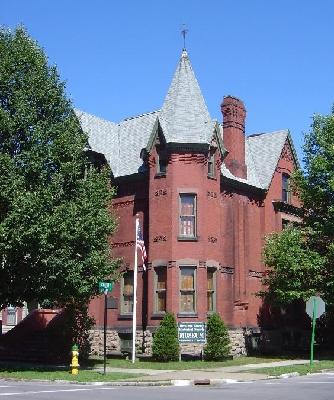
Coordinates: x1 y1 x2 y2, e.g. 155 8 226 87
178 322 206 343
107 297 118 309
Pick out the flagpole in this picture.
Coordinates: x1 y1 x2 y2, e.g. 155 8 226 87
132 215 139 364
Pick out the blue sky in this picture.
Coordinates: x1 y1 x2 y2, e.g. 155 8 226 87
3 0 334 161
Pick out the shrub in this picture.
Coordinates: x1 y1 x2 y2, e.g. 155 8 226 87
152 313 179 361
204 313 230 361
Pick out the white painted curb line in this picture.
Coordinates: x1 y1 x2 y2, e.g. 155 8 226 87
171 380 192 386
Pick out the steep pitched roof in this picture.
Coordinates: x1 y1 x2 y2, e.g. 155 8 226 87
221 129 297 190
159 50 215 144
76 109 158 177
76 50 222 177
247 130 289 189
116 111 159 177
77 51 296 188
75 110 119 172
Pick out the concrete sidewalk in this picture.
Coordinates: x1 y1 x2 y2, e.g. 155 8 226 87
93 359 311 384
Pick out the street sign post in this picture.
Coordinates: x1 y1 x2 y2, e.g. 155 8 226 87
99 282 113 293
306 296 325 367
98 282 113 374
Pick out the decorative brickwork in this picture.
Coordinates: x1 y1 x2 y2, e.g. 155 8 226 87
248 270 264 278
207 191 217 198
153 235 167 243
280 142 294 163
110 241 135 248
170 153 206 164
221 97 246 132
221 266 234 274
154 188 167 196
112 200 135 209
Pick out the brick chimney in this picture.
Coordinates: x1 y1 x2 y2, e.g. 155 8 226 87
221 96 247 179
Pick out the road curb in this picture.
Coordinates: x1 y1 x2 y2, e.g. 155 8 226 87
268 372 300 379
278 372 300 379
47 379 173 387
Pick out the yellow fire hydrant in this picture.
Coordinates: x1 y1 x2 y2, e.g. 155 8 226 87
70 344 80 375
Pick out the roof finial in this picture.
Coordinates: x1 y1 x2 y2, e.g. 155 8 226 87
181 24 188 51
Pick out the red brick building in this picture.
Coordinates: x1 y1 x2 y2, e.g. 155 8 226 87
77 49 300 355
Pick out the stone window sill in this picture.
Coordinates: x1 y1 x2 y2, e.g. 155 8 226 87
154 172 166 178
151 313 166 319
177 313 198 318
177 236 198 242
118 314 133 320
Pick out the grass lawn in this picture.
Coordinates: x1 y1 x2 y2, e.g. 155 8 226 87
0 366 144 382
84 356 291 370
250 360 334 376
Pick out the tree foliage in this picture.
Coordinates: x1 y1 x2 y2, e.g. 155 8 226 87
204 313 230 361
261 227 324 305
262 109 334 305
0 27 118 308
152 313 179 361
294 112 334 284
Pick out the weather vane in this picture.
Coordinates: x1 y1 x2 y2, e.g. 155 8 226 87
181 25 188 50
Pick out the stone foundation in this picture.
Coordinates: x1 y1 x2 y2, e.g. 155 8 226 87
229 328 248 356
89 329 153 356
89 329 121 355
179 342 203 355
88 327 250 357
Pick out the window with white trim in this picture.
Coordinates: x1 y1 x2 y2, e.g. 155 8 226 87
179 194 197 238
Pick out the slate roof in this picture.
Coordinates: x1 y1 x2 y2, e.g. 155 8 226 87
221 128 293 190
159 50 215 144
76 50 296 190
76 109 158 177
246 130 291 189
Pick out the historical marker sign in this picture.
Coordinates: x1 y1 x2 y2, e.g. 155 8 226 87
178 322 206 343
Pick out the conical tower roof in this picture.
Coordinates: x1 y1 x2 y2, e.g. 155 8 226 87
159 50 214 144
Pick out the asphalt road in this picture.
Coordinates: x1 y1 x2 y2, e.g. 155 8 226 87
0 373 333 400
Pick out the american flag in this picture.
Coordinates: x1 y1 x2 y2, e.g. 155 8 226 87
136 222 147 271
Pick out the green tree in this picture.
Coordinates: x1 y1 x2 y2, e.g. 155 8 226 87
204 313 230 361
0 27 118 308
294 111 334 302
261 227 324 305
261 109 334 305
152 313 179 361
